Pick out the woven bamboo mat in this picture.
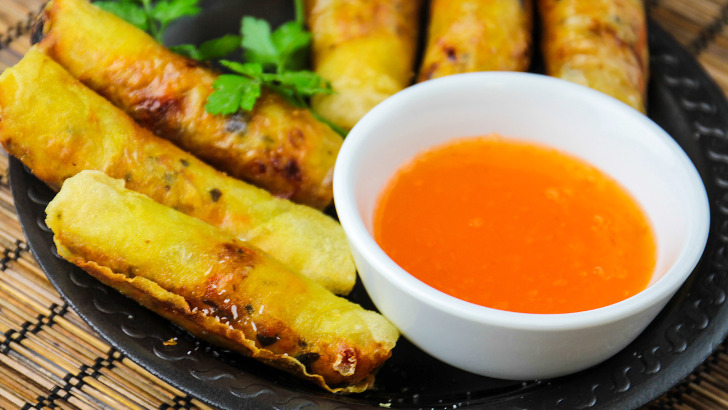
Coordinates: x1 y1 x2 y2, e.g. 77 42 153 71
1 0 728 409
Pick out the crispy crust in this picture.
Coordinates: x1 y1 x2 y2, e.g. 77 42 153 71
306 0 422 130
67 257 378 393
46 171 399 393
418 0 533 81
0 48 356 295
34 0 342 209
539 0 649 112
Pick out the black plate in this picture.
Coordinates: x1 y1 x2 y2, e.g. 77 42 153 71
10 2 728 409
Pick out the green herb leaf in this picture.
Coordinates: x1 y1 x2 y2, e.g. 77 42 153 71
274 71 332 96
169 34 242 61
270 21 310 55
197 34 242 60
204 11 334 127
238 81 263 111
271 21 311 71
150 0 200 27
95 0 149 31
168 43 201 59
220 60 264 77
205 74 261 115
205 75 248 115
241 16 279 68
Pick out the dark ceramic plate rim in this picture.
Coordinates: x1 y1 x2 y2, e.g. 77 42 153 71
9 7 728 409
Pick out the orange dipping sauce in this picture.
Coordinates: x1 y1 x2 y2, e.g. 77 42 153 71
373 135 656 314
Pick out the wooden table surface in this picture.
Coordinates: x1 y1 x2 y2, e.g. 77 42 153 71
2 0 728 408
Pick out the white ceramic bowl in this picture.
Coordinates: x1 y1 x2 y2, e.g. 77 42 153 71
333 72 711 380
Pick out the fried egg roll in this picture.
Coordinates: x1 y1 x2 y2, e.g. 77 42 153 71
32 0 341 210
45 170 398 393
306 0 422 130
0 48 355 295
539 0 649 112
418 0 533 82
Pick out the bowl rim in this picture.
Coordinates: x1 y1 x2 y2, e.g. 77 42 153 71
333 72 711 331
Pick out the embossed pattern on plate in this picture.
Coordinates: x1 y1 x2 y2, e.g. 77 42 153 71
9 4 728 409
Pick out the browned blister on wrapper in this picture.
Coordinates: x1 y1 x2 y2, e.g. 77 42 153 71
45 170 399 393
33 0 342 209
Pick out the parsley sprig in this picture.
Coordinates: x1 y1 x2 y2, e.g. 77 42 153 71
95 0 344 135
204 15 332 115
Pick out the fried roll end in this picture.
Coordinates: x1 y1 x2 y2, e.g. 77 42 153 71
0 48 356 295
45 170 399 393
33 0 341 209
418 0 533 82
306 0 421 131
539 0 649 112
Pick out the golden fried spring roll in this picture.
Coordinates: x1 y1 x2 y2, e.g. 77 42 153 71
0 48 355 295
46 170 398 393
539 0 649 112
306 0 422 131
418 0 532 82
32 0 341 210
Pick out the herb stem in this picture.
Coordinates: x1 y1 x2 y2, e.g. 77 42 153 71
311 111 348 137
140 0 160 41
294 0 305 26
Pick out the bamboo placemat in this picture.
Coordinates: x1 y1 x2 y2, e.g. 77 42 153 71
1 0 728 409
